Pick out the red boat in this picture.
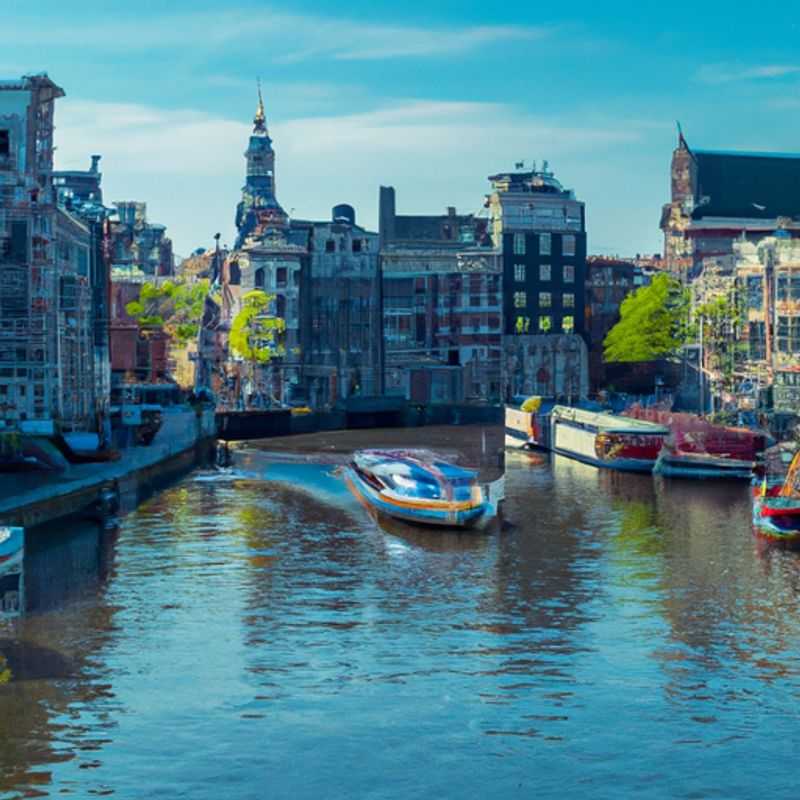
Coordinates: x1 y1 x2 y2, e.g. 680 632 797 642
753 445 800 545
624 406 770 480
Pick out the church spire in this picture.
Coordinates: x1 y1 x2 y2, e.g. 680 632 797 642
254 78 267 134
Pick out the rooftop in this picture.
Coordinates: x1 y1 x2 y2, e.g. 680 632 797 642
690 148 800 221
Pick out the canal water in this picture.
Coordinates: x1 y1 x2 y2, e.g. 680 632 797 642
2 430 800 799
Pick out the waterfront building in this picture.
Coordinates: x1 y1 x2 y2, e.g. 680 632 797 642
292 205 382 407
501 333 589 401
0 74 100 432
53 155 113 420
732 233 800 367
487 163 587 341
585 257 636 390
379 187 502 404
108 277 170 387
108 201 174 279
661 129 800 278
486 163 588 401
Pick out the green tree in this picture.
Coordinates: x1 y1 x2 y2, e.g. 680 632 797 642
604 273 688 363
126 278 209 345
229 290 286 407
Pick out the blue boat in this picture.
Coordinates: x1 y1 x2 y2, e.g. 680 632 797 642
0 526 24 617
0 526 23 572
345 450 490 528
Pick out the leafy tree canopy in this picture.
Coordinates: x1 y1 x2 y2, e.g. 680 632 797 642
604 273 688 363
125 278 209 345
229 290 286 364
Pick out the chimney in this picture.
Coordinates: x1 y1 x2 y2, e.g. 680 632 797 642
90 154 101 173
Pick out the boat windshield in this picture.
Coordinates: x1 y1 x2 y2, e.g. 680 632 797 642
383 472 442 500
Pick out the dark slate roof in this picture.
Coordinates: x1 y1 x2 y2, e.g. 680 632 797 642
692 149 800 220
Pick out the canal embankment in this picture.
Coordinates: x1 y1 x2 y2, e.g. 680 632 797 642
0 407 216 528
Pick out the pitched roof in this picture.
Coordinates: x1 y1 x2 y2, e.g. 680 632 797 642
692 149 800 220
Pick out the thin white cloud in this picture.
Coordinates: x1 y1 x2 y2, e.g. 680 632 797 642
696 63 800 84
4 9 548 62
54 97 641 254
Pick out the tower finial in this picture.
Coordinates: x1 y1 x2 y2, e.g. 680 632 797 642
254 78 267 134
676 120 688 150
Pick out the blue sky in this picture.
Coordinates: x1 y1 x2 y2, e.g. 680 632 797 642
4 0 800 257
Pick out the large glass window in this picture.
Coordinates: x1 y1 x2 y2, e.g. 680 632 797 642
563 265 575 283
539 233 551 255
514 263 525 282
513 233 526 255
563 235 576 256
540 264 551 281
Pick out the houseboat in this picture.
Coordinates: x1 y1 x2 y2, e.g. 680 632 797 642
624 406 769 480
344 450 491 528
0 526 24 617
505 402 668 472
548 406 668 472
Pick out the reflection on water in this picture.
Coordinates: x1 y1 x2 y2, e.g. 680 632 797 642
2 438 800 799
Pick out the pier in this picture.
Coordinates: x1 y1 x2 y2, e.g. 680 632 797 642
0 408 216 528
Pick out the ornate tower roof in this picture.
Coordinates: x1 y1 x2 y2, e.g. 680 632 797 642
253 78 267 135
236 81 288 246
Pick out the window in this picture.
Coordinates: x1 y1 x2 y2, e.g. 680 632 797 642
563 265 575 283
563 235 576 256
514 263 525 282
539 315 552 332
563 293 575 308
513 233 526 255
562 314 575 333
539 292 552 308
254 268 265 289
514 291 527 309
540 264 551 281
325 239 335 252
352 239 362 253
276 267 287 287
539 233 551 255
0 130 8 157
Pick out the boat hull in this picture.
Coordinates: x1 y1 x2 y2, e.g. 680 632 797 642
752 491 800 545
345 467 487 528
655 451 754 480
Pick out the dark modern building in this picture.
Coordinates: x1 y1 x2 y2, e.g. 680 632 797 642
487 165 587 342
584 256 636 390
